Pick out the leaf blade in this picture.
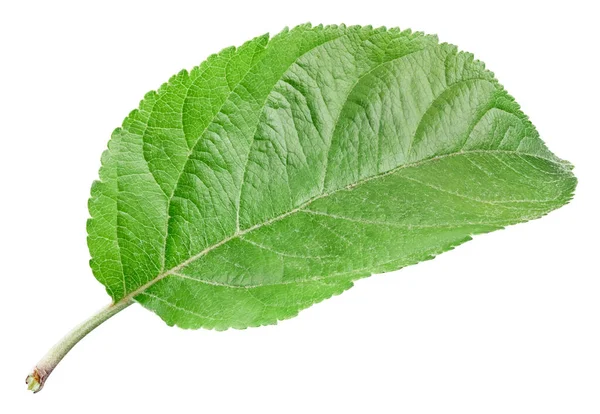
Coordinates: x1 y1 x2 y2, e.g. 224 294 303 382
87 24 576 330
134 150 574 329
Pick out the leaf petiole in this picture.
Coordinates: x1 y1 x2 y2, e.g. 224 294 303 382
26 299 133 393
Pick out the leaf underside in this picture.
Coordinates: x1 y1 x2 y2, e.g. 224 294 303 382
87 24 576 330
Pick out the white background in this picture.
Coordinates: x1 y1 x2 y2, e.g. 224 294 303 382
1 1 598 413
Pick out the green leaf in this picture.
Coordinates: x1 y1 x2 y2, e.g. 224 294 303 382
87 23 575 331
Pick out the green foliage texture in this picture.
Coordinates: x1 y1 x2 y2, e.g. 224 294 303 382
87 24 576 330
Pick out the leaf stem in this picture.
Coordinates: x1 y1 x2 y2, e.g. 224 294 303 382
26 299 133 393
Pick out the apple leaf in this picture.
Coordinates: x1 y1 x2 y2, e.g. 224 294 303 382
28 24 576 392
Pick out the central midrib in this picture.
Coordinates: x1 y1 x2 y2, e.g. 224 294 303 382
130 31 433 297
114 148 568 306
